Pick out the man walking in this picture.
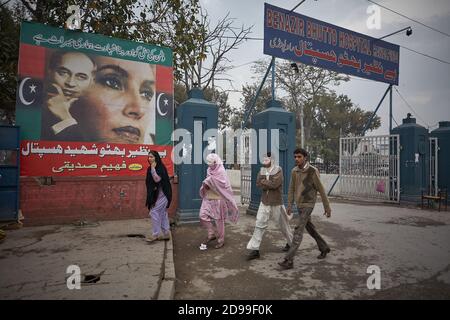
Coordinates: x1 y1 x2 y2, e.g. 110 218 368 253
278 148 332 270
246 152 293 260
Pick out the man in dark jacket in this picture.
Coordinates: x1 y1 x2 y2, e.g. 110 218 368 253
278 148 331 270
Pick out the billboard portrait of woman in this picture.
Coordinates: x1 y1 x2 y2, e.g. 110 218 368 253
72 56 157 145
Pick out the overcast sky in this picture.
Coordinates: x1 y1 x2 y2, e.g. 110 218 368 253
199 0 450 135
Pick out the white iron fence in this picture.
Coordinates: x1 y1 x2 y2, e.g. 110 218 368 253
339 134 400 202
240 164 251 205
429 137 438 196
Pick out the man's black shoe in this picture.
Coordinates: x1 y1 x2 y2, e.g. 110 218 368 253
282 243 290 252
246 250 260 260
278 259 293 270
317 248 331 259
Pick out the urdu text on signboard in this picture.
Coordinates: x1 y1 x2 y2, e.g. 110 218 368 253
264 3 400 85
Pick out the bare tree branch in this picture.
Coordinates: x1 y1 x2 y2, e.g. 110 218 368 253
0 0 13 8
18 0 36 18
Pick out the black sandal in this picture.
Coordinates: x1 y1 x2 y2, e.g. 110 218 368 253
204 236 217 244
214 242 224 249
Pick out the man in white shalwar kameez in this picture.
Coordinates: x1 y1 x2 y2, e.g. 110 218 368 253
246 152 293 260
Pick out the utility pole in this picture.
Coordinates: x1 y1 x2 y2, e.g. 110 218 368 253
300 103 304 148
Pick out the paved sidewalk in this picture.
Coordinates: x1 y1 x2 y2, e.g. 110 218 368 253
0 219 175 300
2 201 449 300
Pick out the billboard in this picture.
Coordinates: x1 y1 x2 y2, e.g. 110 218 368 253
264 3 400 85
15 22 174 176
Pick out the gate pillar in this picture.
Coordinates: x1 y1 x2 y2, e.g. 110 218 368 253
175 88 218 222
246 99 296 215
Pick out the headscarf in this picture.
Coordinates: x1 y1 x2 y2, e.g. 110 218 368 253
145 150 172 209
200 153 239 223
260 152 281 177
259 152 292 220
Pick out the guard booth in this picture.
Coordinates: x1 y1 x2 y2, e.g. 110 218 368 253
175 87 218 222
246 99 296 215
0 125 20 221
430 121 450 204
392 113 429 203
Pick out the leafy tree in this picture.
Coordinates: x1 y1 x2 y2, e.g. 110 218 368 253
14 0 205 80
1 1 251 127
174 82 233 130
0 1 27 123
231 82 272 129
245 59 380 162
305 92 380 162
0 0 204 120
251 59 349 145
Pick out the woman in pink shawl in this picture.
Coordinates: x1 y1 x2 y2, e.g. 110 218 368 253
199 153 239 249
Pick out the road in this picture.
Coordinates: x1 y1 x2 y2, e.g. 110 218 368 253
172 202 450 299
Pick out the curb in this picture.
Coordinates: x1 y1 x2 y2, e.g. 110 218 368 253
156 232 176 300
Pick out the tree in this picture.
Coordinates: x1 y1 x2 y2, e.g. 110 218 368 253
174 82 188 107
15 0 205 79
246 59 380 161
251 59 350 146
230 82 273 130
174 82 233 130
1 1 252 128
0 2 27 123
0 0 205 120
306 92 380 163
178 11 252 92
14 1 252 91
205 89 232 131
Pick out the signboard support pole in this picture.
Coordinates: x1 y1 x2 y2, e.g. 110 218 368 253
361 84 392 136
242 57 275 127
330 84 392 196
389 85 393 133
271 56 276 100
300 103 304 148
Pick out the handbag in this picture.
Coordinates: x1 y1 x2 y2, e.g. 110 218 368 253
376 180 385 193
281 205 293 221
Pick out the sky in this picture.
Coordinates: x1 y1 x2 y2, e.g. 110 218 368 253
199 0 450 135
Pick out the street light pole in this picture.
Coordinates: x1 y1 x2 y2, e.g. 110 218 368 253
378 26 412 40
300 104 304 148
289 0 316 149
376 26 412 133
329 26 412 197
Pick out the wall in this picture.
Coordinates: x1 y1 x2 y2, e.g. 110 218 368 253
20 177 178 226
226 169 340 195
226 169 241 190
320 174 341 195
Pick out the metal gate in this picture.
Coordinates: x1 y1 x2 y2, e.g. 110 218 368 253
429 137 438 196
240 131 252 205
0 125 20 221
339 134 400 202
240 164 251 205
